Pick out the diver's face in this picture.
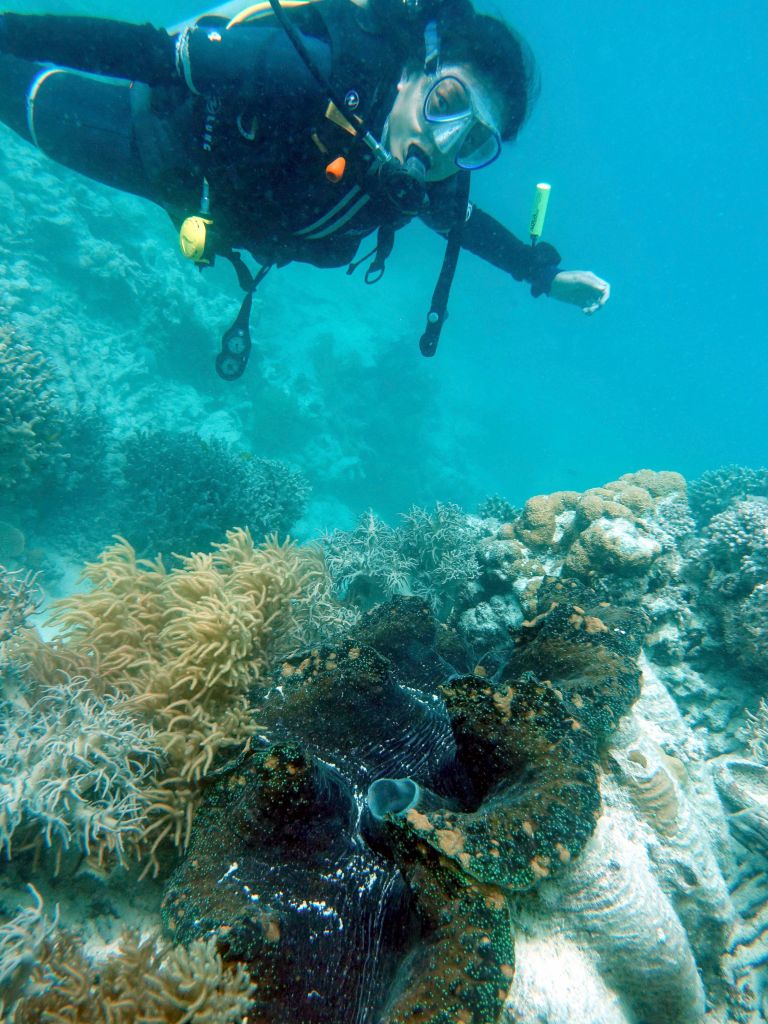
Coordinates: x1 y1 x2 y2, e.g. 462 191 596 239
386 65 502 181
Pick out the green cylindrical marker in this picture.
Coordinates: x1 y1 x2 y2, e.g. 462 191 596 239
529 182 551 244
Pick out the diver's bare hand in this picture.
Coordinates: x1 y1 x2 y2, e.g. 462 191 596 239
549 270 610 314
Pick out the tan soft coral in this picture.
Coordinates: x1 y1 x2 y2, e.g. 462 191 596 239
12 529 319 872
0 887 252 1022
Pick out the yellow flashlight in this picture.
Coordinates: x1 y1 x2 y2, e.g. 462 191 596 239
529 182 551 245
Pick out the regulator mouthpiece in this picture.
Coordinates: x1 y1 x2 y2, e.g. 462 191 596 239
405 143 429 180
378 147 429 215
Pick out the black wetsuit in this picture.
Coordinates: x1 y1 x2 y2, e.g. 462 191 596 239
0 3 561 292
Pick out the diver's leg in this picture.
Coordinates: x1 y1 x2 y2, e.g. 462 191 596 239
0 52 153 201
0 52 37 140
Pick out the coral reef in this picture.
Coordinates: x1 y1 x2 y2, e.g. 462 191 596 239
689 496 768 676
0 127 469 531
2 465 768 1023
117 430 310 558
476 494 519 523
323 502 481 616
688 465 768 526
704 499 768 597
0 328 64 499
512 469 686 580
0 675 164 870
0 567 40 645
743 698 768 764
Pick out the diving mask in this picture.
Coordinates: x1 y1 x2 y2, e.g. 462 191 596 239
423 74 501 170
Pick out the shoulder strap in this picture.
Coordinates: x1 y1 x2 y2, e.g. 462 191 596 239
419 170 470 357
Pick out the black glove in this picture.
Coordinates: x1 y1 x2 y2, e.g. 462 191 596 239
528 241 561 297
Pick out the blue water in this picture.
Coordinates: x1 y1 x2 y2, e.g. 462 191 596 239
4 0 767 517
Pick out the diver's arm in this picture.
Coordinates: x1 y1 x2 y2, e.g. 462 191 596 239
460 204 562 296
0 13 176 85
180 22 330 104
423 192 610 310
0 11 328 105
462 208 611 310
421 184 561 296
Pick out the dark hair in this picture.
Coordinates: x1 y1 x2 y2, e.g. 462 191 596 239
431 6 539 141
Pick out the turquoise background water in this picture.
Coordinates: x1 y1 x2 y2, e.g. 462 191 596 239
5 0 767 517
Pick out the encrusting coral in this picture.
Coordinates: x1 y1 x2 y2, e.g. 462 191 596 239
513 469 686 579
8 528 320 873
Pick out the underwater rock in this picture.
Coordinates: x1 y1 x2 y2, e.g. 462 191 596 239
564 515 662 577
515 802 707 1024
502 663 742 1024
713 757 768 861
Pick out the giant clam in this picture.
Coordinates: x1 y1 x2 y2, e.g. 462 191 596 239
163 585 644 1023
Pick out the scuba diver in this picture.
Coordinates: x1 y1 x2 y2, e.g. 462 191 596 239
0 0 610 379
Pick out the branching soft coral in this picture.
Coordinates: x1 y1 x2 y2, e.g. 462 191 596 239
0 566 40 645
323 503 481 617
0 884 58 1012
2 890 253 1024
0 675 164 870
14 529 319 872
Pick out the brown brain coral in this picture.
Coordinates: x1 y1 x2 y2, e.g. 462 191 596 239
511 470 687 581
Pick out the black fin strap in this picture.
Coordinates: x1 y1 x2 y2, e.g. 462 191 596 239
419 170 470 357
